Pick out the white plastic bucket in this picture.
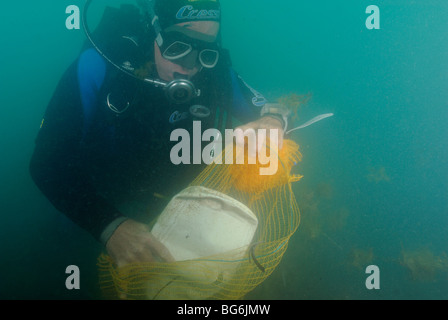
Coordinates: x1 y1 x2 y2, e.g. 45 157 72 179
147 186 258 299
152 186 258 261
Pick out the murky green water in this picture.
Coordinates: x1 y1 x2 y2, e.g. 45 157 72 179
1 0 446 299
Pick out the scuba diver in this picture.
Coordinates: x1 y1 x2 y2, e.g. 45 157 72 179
30 0 290 267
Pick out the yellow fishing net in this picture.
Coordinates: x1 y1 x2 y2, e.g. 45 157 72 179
98 139 303 300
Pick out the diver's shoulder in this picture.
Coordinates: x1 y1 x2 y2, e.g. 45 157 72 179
78 48 106 70
77 48 107 86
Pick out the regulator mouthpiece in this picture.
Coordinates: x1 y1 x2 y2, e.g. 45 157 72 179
144 77 200 104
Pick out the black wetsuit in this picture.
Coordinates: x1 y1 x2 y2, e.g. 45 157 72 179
30 44 267 243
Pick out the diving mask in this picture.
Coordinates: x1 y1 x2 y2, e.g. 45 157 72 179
159 26 220 69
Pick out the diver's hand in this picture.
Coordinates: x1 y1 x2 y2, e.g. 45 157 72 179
235 116 284 157
106 219 174 268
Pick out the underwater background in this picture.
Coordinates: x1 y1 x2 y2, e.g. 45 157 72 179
0 0 446 299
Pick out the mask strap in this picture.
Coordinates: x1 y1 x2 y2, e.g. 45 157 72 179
137 0 164 47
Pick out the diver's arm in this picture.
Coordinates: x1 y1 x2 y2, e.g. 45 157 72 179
29 61 126 242
30 146 125 241
227 68 287 126
228 68 285 150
